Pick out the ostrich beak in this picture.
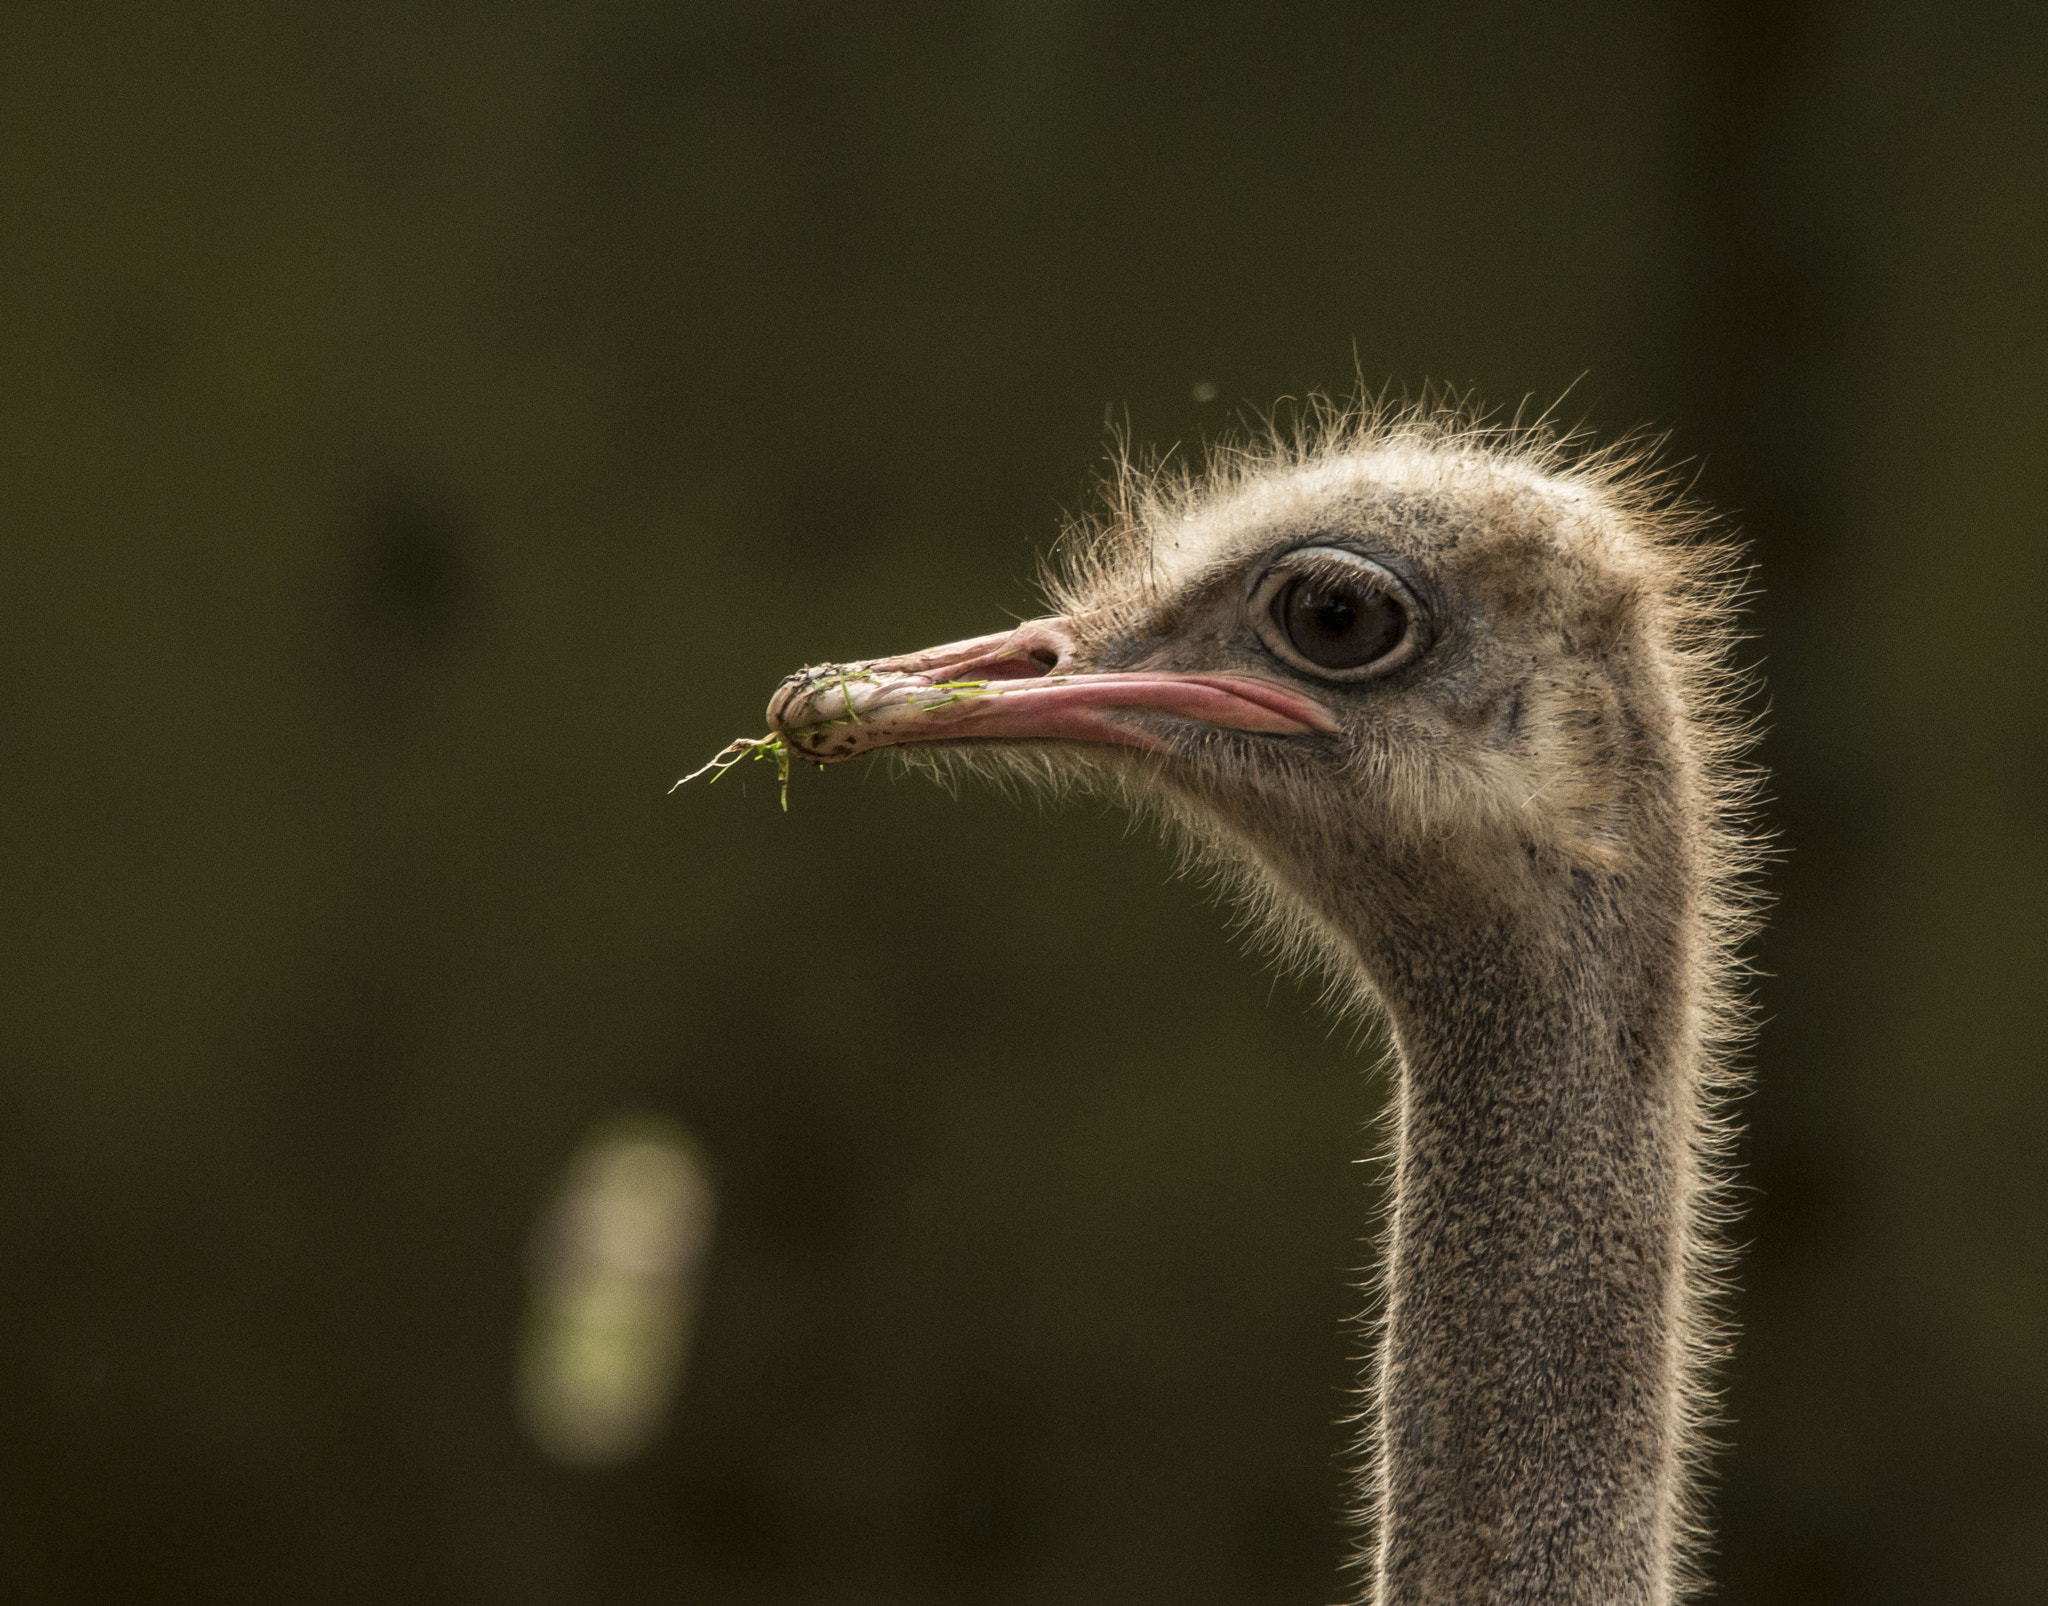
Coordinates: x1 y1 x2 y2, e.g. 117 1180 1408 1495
766 616 1337 764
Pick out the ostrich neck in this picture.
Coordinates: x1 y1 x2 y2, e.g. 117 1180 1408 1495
1340 853 1703 1606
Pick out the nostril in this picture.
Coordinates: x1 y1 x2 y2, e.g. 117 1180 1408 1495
921 622 1076 683
972 639 1065 681
977 652 1052 681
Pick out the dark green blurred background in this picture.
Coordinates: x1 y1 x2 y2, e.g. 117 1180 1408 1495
3 3 2044 1602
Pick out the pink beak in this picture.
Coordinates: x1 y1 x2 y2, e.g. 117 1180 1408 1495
766 616 1337 764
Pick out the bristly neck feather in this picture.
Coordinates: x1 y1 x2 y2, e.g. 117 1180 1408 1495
1325 826 1709 1606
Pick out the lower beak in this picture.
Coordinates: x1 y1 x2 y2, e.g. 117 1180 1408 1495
766 617 1337 764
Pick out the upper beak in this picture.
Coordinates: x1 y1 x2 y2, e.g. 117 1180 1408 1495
766 616 1337 764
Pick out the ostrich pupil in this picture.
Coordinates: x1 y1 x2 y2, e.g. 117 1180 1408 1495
1279 576 1404 669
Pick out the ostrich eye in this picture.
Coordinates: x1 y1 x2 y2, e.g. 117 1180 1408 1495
1251 546 1422 680
1275 576 1405 670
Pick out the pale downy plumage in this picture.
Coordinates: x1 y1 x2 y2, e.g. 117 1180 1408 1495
753 397 1761 1605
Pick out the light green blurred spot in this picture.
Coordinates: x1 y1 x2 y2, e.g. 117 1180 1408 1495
517 1117 716 1467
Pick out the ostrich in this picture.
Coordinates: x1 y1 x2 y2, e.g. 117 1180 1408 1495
744 402 1756 1605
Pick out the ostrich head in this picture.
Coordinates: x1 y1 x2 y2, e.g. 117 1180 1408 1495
768 408 1734 1005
